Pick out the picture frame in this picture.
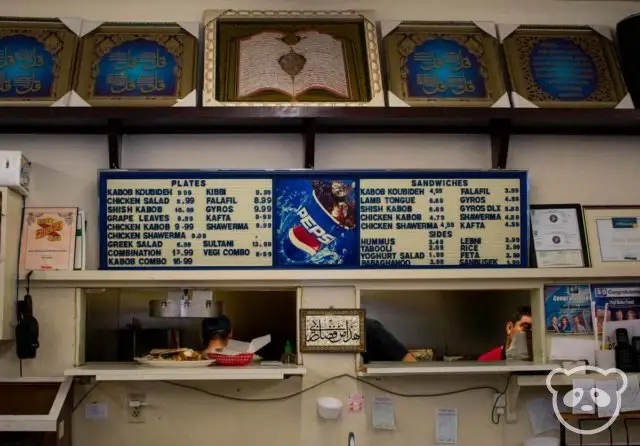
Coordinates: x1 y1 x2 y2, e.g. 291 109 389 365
73 22 198 106
202 10 383 107
381 21 508 107
501 25 629 108
529 204 590 268
0 18 79 105
583 206 640 268
299 308 366 353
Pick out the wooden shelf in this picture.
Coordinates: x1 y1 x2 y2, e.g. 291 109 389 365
3 107 640 168
64 362 306 381
359 360 557 377
0 377 72 432
24 267 640 290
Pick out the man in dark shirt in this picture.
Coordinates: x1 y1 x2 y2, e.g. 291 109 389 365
362 318 415 363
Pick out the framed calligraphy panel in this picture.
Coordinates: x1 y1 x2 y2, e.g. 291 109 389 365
300 309 366 353
203 10 383 107
0 18 78 105
501 25 629 108
73 22 197 106
383 22 507 107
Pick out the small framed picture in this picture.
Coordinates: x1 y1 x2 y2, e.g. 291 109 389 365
299 309 366 353
529 204 589 268
583 206 640 268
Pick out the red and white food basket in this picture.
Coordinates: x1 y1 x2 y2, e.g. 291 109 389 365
208 334 271 366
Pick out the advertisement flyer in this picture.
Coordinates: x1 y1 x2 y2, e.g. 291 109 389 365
274 178 358 267
544 284 593 334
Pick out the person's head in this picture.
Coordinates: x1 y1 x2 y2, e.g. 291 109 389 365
629 310 637 320
202 315 232 348
572 315 581 325
616 310 624 321
551 316 558 326
560 316 569 327
505 306 532 348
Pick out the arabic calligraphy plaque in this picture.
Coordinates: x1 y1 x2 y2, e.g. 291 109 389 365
0 18 78 104
502 25 628 108
203 10 383 106
383 22 506 107
300 309 366 353
74 23 197 106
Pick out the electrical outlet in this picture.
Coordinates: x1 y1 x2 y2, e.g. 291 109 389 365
127 394 146 423
493 393 506 416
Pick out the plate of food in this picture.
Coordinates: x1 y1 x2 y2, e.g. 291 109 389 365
135 348 215 368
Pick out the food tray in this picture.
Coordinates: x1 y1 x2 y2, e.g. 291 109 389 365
207 353 254 366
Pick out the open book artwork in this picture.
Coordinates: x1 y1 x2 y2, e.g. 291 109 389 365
236 30 351 101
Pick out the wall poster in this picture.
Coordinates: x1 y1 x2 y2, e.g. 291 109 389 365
99 169 529 269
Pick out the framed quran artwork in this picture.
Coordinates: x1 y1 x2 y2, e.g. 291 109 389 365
0 17 79 105
500 25 631 108
382 22 508 107
73 22 198 106
300 309 366 353
203 10 383 106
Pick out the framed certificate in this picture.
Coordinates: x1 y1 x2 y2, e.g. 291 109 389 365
20 207 78 271
530 204 589 268
299 309 365 353
584 206 640 268
202 10 383 106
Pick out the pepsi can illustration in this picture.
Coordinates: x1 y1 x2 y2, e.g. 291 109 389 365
275 178 358 266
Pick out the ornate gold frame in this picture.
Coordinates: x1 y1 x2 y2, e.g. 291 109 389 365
0 18 78 105
202 10 383 107
383 22 506 107
502 26 627 108
299 309 366 353
74 23 197 106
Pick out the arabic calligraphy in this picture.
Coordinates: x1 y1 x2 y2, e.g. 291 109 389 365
99 42 174 96
305 316 362 346
0 37 51 97
406 38 485 99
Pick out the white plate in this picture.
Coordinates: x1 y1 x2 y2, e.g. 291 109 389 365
134 358 215 368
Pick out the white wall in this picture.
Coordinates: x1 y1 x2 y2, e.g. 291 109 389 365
2 1 640 445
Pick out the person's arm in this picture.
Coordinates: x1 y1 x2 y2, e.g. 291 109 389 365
366 319 413 362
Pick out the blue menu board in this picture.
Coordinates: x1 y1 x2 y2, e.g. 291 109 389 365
99 170 529 269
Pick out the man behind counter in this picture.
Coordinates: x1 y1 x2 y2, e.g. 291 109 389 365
478 306 532 361
202 315 233 353
362 318 415 363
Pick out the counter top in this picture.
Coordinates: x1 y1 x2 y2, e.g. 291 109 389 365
65 362 307 381
359 360 559 376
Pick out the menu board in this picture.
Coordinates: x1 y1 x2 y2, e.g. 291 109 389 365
99 170 528 269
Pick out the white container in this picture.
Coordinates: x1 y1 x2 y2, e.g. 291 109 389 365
317 397 342 419
0 151 30 195
595 349 616 369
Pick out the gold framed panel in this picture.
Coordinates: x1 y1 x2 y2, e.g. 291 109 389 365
0 18 78 105
502 26 627 108
74 23 197 106
202 10 383 107
299 308 366 353
583 206 640 268
383 22 506 107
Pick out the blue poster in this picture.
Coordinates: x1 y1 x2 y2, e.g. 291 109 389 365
544 284 593 334
407 38 486 99
591 284 640 331
94 39 177 97
0 34 54 98
274 178 358 267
